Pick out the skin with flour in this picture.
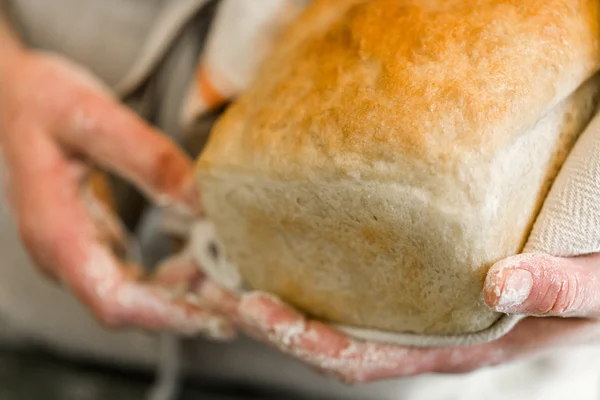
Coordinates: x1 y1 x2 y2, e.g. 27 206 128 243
0 15 234 339
194 252 600 384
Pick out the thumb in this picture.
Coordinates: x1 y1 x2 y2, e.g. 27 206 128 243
484 253 600 317
485 95 600 317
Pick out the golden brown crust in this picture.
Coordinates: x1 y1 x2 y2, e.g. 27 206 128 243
200 0 600 179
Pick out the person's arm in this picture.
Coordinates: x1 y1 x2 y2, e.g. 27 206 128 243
0 0 24 66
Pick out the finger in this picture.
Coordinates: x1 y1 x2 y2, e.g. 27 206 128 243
153 252 205 293
426 317 600 376
235 293 598 383
153 245 245 328
11 133 233 339
55 92 200 213
107 266 234 340
495 317 600 351
237 292 449 383
484 253 600 317
197 280 241 320
237 293 600 383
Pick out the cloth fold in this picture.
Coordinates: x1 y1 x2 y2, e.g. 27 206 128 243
180 0 309 130
524 109 600 257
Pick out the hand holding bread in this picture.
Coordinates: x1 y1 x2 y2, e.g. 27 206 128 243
205 111 600 382
0 42 234 339
191 0 600 382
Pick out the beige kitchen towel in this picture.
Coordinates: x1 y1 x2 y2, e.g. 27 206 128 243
524 110 600 257
180 0 309 133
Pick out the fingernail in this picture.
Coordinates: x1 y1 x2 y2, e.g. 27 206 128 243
496 269 533 310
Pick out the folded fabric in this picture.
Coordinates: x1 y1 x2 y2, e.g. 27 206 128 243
524 110 600 257
180 0 308 131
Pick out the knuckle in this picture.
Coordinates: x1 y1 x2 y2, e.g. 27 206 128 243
17 218 41 250
150 146 189 194
94 304 125 328
342 373 365 385
18 215 67 264
329 370 359 385
88 295 126 328
332 367 369 385
447 362 479 374
549 275 580 315
17 217 58 264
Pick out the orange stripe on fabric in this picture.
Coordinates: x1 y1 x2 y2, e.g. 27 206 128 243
195 63 227 110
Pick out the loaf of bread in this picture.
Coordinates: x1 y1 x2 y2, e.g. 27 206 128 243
196 0 600 336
